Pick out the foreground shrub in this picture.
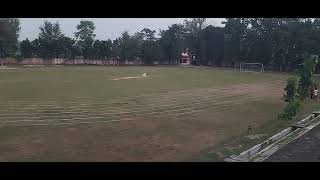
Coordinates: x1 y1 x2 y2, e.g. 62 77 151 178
284 77 298 102
278 99 301 120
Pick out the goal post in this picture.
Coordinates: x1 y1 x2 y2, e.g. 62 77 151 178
240 62 264 72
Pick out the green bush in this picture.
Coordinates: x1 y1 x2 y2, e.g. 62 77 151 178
297 54 318 99
284 77 298 102
278 99 301 120
280 54 318 120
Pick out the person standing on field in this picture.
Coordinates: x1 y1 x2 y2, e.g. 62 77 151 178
314 87 318 100
310 86 314 99
283 89 287 101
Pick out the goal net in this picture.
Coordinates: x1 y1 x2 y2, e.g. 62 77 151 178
240 62 264 72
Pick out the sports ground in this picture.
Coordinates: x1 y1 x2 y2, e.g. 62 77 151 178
0 66 319 161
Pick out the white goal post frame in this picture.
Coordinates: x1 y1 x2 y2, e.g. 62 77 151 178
239 62 264 72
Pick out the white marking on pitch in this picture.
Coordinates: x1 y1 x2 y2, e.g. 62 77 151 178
112 73 147 80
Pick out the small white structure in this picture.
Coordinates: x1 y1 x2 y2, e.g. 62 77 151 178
142 73 147 77
0 60 7 69
179 49 191 65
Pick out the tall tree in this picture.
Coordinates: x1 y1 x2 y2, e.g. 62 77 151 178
184 18 207 35
0 18 17 42
184 18 207 64
74 20 96 59
91 39 113 59
0 18 20 59
20 38 34 58
8 18 21 39
56 36 76 58
37 20 64 59
31 39 40 57
242 18 274 66
116 31 143 62
199 26 224 66
111 39 121 59
139 28 160 64
159 24 186 64
139 28 157 41
222 18 249 66
118 31 131 61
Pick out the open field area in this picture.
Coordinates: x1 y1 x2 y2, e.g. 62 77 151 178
0 66 319 161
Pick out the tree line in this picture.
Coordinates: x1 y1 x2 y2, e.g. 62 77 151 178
3 18 320 71
0 18 20 59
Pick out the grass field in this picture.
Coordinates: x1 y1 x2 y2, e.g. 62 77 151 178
0 66 319 161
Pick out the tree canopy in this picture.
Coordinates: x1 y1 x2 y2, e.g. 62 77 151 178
0 18 20 58
15 18 320 72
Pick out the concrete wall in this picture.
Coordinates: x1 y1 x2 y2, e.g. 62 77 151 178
1 58 145 66
225 112 320 162
20 58 45 65
0 57 17 64
1 57 188 66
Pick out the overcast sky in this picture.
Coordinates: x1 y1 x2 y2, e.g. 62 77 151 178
19 18 225 41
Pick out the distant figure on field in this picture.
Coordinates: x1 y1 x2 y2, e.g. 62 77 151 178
310 86 314 99
142 73 147 77
283 89 287 101
314 87 318 100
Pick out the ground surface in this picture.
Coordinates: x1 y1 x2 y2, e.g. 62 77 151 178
264 123 320 162
0 66 307 161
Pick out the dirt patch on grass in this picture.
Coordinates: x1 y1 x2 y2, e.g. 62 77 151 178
112 76 144 81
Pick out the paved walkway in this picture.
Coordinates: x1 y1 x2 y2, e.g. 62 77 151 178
264 123 320 162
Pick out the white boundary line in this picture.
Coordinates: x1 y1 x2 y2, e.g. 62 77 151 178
0 97 263 127
0 94 248 116
0 82 278 104
0 96 262 121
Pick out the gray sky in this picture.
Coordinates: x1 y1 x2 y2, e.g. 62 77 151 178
19 18 225 41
